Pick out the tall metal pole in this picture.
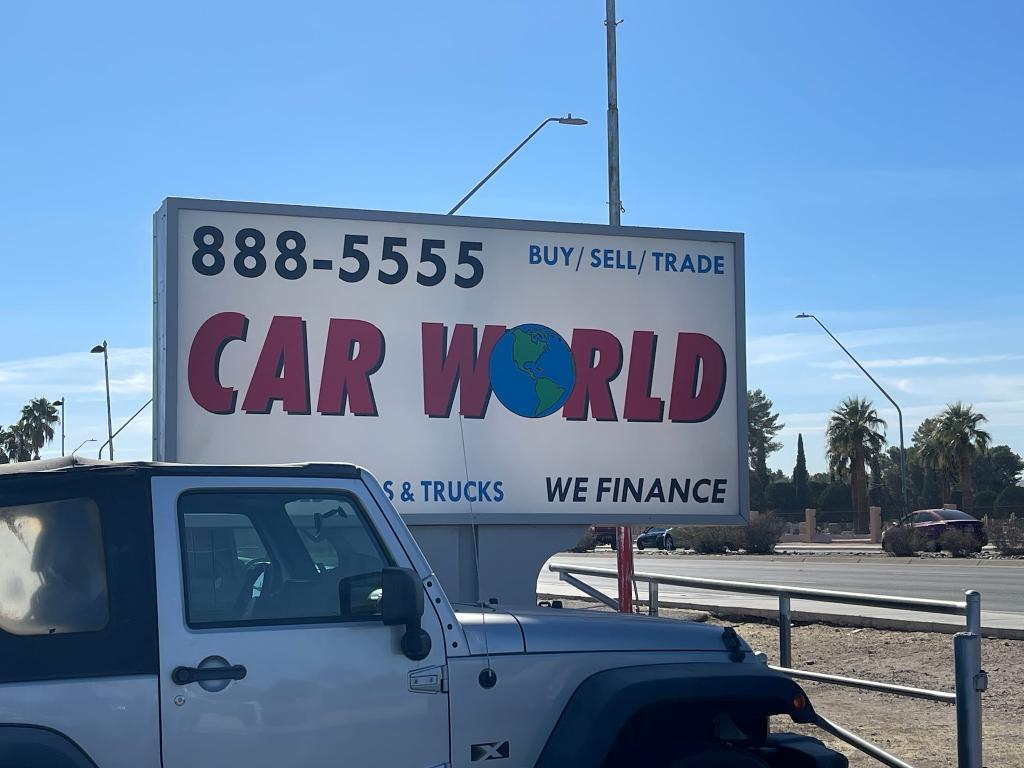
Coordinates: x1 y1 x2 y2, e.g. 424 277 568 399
607 0 632 612
54 398 65 456
797 314 908 518
102 342 113 460
606 0 622 226
97 398 152 460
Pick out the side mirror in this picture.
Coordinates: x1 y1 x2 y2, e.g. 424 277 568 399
381 567 431 661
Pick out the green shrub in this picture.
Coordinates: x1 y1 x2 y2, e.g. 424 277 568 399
668 526 693 549
742 514 785 554
883 525 922 556
938 528 980 557
680 526 734 554
989 517 1024 555
568 530 597 553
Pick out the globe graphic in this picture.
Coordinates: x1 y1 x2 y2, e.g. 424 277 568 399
489 324 576 418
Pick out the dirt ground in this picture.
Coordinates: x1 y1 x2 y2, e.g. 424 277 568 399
560 599 1023 767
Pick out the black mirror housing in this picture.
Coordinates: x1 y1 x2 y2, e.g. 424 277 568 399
381 567 431 661
382 567 423 625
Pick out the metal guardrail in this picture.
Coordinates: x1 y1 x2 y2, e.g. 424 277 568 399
548 563 986 768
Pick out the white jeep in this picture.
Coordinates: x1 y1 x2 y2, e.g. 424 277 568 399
0 459 845 767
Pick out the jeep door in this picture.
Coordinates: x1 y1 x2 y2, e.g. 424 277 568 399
153 475 450 768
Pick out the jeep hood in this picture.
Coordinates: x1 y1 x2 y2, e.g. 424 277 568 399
455 605 750 656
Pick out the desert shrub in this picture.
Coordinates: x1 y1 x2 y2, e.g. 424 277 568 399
883 525 923 556
742 514 785 554
939 528 980 557
568 530 597 553
678 526 734 554
989 517 1024 555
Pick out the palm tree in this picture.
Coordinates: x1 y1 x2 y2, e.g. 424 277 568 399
1 423 32 463
18 398 59 460
937 402 990 515
826 397 887 533
916 418 956 505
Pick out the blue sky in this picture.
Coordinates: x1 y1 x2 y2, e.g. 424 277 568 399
1 1 1021 472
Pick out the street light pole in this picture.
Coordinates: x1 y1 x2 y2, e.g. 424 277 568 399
71 438 96 458
796 313 908 517
53 398 65 456
97 398 153 460
447 114 587 216
606 0 632 611
91 341 114 460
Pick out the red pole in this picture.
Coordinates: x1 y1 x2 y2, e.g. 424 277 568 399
616 525 634 613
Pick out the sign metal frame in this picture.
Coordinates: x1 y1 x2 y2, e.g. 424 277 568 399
154 197 749 525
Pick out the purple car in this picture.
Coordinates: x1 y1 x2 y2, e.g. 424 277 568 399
884 508 987 551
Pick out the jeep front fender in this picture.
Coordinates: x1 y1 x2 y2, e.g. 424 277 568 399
534 662 816 768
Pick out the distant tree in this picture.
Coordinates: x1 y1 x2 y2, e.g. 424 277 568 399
973 490 998 518
818 482 852 512
971 445 1024 495
748 389 784 512
994 485 1024 520
808 472 830 484
1 423 32 463
807 480 828 509
767 481 797 512
19 398 60 460
793 434 809 510
826 397 887 533
916 417 956 505
879 446 906 513
937 403 991 514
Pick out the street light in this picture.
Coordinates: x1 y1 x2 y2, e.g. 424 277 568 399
796 313 908 516
71 438 96 458
90 341 114 460
96 398 152 460
447 114 588 215
53 398 65 456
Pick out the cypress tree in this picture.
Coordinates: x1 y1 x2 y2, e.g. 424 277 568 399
793 433 809 509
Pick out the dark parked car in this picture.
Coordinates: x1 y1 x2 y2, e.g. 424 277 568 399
636 526 676 551
883 508 987 552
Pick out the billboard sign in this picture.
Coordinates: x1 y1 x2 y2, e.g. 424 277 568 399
154 198 747 524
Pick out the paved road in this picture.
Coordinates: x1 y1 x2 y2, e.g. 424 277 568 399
539 552 1023 631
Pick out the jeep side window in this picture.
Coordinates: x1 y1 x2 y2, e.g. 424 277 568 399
0 498 109 636
178 491 393 628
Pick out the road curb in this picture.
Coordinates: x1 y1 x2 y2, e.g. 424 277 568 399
537 593 1024 641
622 553 1024 567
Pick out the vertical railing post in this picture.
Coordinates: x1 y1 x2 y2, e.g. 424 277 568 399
954 632 985 768
965 590 981 635
778 593 792 668
648 580 659 616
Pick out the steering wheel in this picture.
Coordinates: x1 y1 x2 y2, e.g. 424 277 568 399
234 559 276 615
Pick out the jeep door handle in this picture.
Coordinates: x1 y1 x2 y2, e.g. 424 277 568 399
171 664 247 686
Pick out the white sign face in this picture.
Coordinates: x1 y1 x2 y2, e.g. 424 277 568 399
154 199 747 524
